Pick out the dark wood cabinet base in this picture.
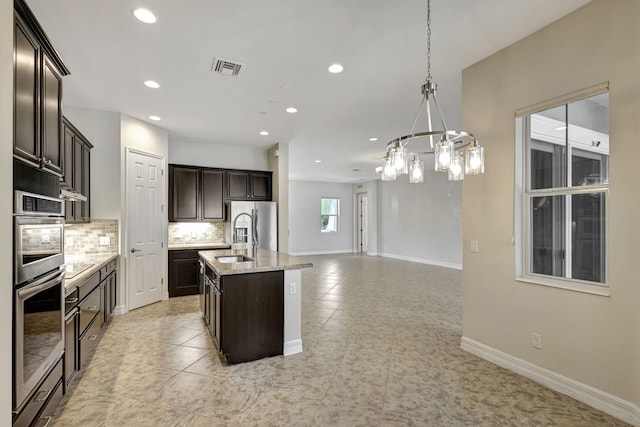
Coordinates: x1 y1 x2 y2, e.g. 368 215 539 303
220 270 284 364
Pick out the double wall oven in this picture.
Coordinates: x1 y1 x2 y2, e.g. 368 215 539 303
13 189 66 415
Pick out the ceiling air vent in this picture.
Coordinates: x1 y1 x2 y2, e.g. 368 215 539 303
211 57 243 77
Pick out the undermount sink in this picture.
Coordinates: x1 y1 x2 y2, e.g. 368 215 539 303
215 255 254 264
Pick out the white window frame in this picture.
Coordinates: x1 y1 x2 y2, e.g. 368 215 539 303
320 197 340 233
514 84 610 296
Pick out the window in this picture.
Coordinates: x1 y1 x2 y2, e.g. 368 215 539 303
320 198 339 233
516 88 609 294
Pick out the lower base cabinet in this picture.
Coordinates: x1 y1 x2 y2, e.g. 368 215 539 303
13 359 63 427
205 269 284 364
64 308 78 387
79 316 102 370
169 250 200 297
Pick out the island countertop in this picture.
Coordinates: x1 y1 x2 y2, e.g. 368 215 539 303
199 248 312 276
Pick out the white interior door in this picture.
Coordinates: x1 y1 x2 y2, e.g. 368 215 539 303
127 150 164 310
357 193 368 253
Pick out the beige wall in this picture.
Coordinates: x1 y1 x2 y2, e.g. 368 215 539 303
462 0 639 411
1 0 14 423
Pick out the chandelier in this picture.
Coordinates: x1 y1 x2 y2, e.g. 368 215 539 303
378 0 485 183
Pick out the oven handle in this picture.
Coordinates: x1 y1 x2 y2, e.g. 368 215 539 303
17 269 65 299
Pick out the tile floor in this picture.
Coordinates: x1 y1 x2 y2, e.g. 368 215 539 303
52 254 628 426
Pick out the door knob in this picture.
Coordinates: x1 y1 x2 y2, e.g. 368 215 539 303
130 248 141 253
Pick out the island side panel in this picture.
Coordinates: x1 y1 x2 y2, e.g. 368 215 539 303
283 269 303 356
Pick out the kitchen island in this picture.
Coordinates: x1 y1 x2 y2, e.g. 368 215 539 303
198 249 312 364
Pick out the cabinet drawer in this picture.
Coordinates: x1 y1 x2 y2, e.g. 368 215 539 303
13 358 63 427
78 285 101 334
79 317 101 370
100 260 116 281
31 379 63 427
77 271 100 300
64 288 78 315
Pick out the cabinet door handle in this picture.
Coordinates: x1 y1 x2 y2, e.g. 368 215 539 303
131 248 141 253
89 334 98 341
34 388 52 402
87 305 98 312
66 297 78 304
36 416 53 427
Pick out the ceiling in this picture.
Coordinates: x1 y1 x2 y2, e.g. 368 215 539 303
27 0 590 183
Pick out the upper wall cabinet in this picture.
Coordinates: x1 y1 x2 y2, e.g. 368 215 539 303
226 170 272 201
62 117 92 223
169 165 225 222
13 0 70 176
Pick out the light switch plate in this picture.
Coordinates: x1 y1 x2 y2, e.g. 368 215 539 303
289 282 297 295
470 240 479 253
99 236 110 246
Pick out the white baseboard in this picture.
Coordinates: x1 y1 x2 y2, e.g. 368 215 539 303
112 305 127 316
283 339 303 356
366 251 378 256
288 249 353 256
461 336 640 426
378 252 462 270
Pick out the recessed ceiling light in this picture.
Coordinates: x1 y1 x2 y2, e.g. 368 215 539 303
132 8 157 24
149 115 161 121
314 160 322 163
286 107 298 114
259 131 269 136
328 63 344 73
369 137 378 142
144 80 160 89
352 168 361 172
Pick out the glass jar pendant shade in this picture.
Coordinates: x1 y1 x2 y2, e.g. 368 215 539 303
375 0 485 183
392 145 408 175
465 144 484 175
448 153 464 181
409 155 424 183
434 137 454 171
382 154 397 181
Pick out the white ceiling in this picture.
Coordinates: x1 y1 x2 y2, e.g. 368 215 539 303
27 0 590 183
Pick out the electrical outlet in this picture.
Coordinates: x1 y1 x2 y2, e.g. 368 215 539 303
470 240 479 253
99 236 110 246
532 333 543 349
289 282 297 295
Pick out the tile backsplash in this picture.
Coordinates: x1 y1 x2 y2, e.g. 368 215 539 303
168 222 224 245
65 219 118 257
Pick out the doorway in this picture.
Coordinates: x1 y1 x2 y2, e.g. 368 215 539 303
356 193 368 253
126 149 165 311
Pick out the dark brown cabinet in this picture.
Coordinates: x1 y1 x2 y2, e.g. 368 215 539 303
169 165 225 222
226 170 272 201
168 250 201 297
100 260 117 325
64 259 117 393
202 169 225 220
169 166 199 221
64 308 78 387
62 117 92 223
13 1 69 177
205 269 283 364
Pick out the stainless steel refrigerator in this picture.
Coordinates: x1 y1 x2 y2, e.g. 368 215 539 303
224 201 277 252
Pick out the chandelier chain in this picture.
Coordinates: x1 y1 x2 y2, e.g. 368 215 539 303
426 0 432 82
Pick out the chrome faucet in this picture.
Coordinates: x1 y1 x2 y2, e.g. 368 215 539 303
232 209 258 253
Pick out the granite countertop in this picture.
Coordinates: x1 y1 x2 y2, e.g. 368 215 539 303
199 248 312 276
168 242 231 250
64 253 119 292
